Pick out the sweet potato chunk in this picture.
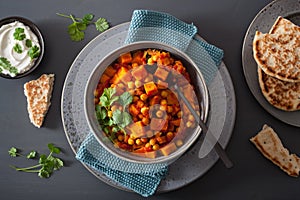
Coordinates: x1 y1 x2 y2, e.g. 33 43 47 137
154 67 169 81
150 118 166 131
132 51 144 65
104 66 117 77
117 67 132 83
100 74 110 83
144 81 158 96
128 121 145 138
118 52 132 64
160 142 177 156
131 65 148 81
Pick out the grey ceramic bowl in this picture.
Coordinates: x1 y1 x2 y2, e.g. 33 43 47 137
0 16 44 79
84 41 209 165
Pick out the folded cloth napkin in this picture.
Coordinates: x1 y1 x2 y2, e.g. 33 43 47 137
76 9 224 197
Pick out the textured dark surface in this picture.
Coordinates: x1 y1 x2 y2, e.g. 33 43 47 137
1 0 300 199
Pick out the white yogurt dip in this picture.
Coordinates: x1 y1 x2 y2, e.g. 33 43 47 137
0 21 40 77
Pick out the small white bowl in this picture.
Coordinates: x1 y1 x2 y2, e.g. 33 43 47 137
0 16 44 79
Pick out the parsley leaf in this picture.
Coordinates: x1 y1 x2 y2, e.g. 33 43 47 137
25 39 32 48
9 144 64 179
0 57 18 75
13 28 26 41
13 43 23 53
82 14 94 25
95 18 109 32
8 147 19 157
97 88 133 136
57 13 110 42
27 151 37 159
119 92 133 107
28 45 40 59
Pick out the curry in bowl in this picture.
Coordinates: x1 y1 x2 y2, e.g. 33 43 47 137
93 48 202 159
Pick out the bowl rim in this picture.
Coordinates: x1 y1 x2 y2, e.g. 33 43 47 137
0 16 45 79
84 41 209 164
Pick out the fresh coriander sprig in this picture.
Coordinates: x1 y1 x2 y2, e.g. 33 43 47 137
96 87 133 138
56 13 110 42
8 147 37 158
9 143 64 178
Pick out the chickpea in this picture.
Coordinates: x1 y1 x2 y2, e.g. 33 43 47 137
128 138 135 145
140 93 148 101
142 117 150 125
136 100 144 108
166 131 174 141
188 114 195 122
145 143 151 148
152 144 160 151
176 139 183 147
159 105 167 111
118 135 124 141
111 105 119 112
149 138 156 146
94 89 99 97
177 111 183 118
167 106 173 113
128 81 135 89
140 107 149 116
135 80 143 88
107 111 113 118
135 139 143 145
156 110 164 118
161 90 168 98
160 99 167 105
186 121 193 128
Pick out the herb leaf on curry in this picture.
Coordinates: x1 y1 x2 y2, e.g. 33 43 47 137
96 87 133 136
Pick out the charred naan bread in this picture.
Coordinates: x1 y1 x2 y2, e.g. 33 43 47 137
253 17 300 82
258 67 300 111
24 74 55 128
250 124 300 177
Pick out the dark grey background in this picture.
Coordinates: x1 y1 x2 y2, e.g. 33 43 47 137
1 0 300 199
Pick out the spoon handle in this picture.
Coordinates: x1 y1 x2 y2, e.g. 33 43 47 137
174 84 233 168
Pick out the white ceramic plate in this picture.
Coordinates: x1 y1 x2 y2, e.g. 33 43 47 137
61 22 236 193
242 0 300 127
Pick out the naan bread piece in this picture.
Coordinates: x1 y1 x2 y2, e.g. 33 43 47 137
24 74 55 128
253 18 300 82
250 124 300 177
270 16 300 35
258 67 300 111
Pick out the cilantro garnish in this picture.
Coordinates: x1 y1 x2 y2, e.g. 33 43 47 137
13 27 26 41
8 147 36 159
25 39 32 48
13 43 23 53
9 144 64 178
56 13 110 42
0 57 18 75
96 88 132 137
28 45 40 59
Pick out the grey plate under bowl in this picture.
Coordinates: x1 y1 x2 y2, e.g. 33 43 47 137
242 0 300 127
61 22 236 193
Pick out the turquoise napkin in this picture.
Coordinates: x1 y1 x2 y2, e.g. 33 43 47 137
76 10 224 197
